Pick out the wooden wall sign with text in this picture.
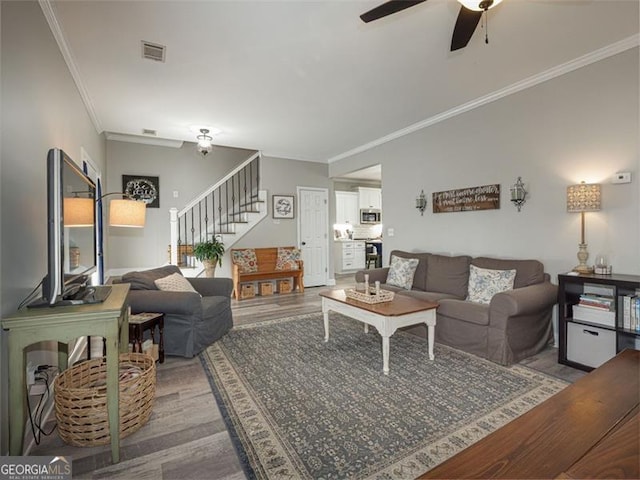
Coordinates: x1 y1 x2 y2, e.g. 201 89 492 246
432 184 500 213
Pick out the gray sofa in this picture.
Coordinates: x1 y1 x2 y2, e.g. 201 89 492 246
114 265 233 358
355 250 556 365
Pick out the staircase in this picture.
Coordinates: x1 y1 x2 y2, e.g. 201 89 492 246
169 152 266 276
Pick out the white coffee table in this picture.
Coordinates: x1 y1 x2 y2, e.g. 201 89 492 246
320 289 438 374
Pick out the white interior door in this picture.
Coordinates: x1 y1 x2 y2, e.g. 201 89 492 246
297 187 328 287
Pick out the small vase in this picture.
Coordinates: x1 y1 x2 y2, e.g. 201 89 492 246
202 259 216 278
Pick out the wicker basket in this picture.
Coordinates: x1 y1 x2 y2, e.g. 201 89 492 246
345 288 395 304
54 353 156 447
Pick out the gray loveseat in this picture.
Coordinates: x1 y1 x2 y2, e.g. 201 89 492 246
114 265 233 358
355 250 556 365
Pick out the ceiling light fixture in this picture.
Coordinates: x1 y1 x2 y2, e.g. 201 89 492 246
457 0 502 12
457 0 502 45
196 128 213 156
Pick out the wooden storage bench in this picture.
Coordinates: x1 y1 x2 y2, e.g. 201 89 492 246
231 246 304 300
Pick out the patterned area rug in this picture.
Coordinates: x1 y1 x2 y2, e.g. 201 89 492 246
200 313 567 480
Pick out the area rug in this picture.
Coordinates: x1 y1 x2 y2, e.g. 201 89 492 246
200 313 567 480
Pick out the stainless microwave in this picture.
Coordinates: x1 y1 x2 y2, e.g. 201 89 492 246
360 209 381 224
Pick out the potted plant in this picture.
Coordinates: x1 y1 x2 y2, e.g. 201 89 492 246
193 236 225 277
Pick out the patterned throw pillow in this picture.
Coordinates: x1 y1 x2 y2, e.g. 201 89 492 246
386 255 419 290
232 249 258 273
154 272 199 294
466 265 516 304
275 247 301 271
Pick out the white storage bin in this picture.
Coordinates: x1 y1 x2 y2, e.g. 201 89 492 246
572 305 615 328
567 322 616 368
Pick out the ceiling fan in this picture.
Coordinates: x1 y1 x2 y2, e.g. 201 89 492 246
360 0 503 51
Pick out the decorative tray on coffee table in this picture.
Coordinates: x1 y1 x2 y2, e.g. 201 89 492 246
345 288 395 304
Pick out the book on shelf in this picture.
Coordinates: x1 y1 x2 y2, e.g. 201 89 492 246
623 295 632 330
623 295 640 332
578 293 615 311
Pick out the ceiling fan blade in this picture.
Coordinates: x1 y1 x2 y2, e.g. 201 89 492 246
450 6 482 51
360 0 427 23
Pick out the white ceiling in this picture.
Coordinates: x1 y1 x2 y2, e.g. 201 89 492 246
47 0 639 163
335 164 382 182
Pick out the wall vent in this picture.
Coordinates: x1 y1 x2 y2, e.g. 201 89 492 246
142 129 157 136
141 41 166 62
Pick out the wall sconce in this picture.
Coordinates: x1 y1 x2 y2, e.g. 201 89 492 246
416 190 427 216
567 181 601 274
510 177 527 212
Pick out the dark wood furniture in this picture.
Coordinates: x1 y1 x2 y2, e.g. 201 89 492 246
231 247 304 300
419 348 640 479
129 312 165 363
558 272 640 371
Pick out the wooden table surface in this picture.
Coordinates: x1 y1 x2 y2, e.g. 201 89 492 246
319 289 438 316
419 348 640 479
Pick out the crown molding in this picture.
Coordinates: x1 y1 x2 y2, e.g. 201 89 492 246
105 132 184 148
328 34 639 164
39 0 103 134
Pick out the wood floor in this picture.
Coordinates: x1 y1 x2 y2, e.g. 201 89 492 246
29 275 586 479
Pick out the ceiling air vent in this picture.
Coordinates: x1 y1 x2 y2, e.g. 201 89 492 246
141 41 166 62
142 129 157 136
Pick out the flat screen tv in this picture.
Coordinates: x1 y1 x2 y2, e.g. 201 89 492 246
41 148 98 305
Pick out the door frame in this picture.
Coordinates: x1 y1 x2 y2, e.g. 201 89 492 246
296 186 329 287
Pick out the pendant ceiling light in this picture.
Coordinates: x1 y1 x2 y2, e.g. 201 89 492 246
457 0 502 12
196 128 213 156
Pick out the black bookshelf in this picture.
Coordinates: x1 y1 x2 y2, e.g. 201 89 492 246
558 272 640 372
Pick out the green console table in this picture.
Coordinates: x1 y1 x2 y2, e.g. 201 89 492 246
1 283 130 463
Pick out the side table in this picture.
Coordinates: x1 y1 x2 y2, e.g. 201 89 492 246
129 312 165 363
1 283 130 462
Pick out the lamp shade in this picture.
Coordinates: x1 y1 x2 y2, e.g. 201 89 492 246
567 183 601 212
109 199 146 227
63 197 94 227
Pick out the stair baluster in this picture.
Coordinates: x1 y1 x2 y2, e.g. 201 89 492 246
169 152 264 270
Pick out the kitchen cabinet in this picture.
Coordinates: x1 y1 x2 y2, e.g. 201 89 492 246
334 241 365 273
358 187 382 210
335 191 359 225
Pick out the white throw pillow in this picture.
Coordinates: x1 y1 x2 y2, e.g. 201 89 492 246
466 265 516 304
154 272 199 294
386 255 419 290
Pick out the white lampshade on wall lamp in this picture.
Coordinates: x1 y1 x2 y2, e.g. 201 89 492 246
567 181 601 274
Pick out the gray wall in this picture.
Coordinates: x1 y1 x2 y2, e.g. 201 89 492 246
0 1 106 454
330 48 640 283
215 155 329 278
105 140 255 270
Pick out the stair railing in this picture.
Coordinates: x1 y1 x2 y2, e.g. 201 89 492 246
169 152 261 266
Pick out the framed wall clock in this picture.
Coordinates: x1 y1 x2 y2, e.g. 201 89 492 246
122 175 160 208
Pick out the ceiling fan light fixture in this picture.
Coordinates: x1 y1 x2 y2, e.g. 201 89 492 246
457 0 502 12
